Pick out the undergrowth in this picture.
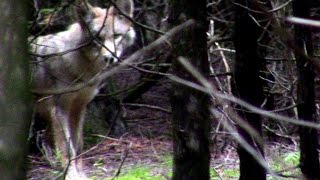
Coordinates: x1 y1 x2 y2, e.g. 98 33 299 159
88 151 301 180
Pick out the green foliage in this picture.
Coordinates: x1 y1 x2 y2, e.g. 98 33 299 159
283 152 300 166
161 155 173 166
268 151 301 180
209 167 240 179
83 152 298 180
108 167 163 180
88 155 173 180
161 155 173 177
270 151 300 173
54 149 62 163
83 125 105 146
84 134 102 147
39 8 55 14
50 169 61 177
223 169 240 178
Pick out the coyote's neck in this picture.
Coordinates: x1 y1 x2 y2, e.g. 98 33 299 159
62 23 91 45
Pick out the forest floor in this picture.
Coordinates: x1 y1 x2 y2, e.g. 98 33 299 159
27 114 301 180
27 78 301 180
27 133 301 180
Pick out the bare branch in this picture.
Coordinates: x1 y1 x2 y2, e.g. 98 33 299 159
109 0 165 35
286 16 320 28
173 57 320 129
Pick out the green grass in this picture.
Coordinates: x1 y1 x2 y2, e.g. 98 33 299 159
283 152 300 165
89 156 172 180
88 151 301 180
222 169 240 178
97 155 241 180
268 151 301 180
210 166 239 180
89 166 166 180
110 167 163 180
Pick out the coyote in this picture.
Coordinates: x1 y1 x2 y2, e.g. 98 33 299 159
30 0 135 178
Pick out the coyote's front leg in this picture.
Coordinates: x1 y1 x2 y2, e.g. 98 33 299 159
52 95 88 180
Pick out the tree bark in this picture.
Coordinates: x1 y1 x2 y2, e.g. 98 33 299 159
232 1 269 179
0 0 32 179
168 0 211 179
292 0 320 179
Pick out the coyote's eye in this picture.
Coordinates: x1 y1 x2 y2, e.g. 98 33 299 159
113 33 123 39
118 15 125 20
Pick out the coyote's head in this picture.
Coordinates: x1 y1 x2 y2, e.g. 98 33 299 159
80 0 135 64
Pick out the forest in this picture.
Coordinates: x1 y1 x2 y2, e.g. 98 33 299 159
0 0 320 179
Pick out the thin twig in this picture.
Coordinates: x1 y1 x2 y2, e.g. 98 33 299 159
122 103 171 113
109 0 165 35
110 143 131 180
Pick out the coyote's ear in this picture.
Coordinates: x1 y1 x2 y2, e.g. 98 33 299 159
74 0 95 26
114 0 134 18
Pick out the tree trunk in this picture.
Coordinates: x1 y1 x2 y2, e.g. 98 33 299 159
292 0 320 179
168 0 211 179
0 0 32 179
232 1 269 179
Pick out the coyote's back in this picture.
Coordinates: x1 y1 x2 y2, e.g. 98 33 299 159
30 0 135 179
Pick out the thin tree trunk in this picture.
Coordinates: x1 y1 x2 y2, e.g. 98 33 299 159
0 0 32 179
232 1 268 179
168 0 211 179
292 0 320 179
